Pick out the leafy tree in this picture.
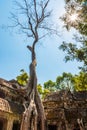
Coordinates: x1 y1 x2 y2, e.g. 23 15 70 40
10 0 58 130
55 72 87 92
56 72 74 91
42 88 50 98
60 0 87 71
16 69 87 97
62 0 87 33
60 0 87 91
44 80 56 92
59 41 87 71
37 84 50 99
43 73 73 92
73 72 87 91
43 72 87 92
37 84 43 95
16 69 29 86
16 71 49 98
43 73 75 92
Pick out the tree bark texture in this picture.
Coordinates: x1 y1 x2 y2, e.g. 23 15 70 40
20 47 46 130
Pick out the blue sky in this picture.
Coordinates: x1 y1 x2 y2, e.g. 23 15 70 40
0 0 81 85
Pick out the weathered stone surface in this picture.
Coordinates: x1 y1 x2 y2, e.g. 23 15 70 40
0 78 24 130
0 78 87 130
43 90 87 130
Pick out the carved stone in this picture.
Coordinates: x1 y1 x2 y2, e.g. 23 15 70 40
0 78 87 130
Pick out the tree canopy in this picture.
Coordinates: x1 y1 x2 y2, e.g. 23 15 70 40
60 0 87 71
74 72 87 91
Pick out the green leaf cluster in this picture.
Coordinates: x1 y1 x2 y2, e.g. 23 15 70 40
44 80 56 92
16 69 29 86
16 70 87 98
60 0 87 71
74 72 87 91
37 84 50 99
56 72 74 91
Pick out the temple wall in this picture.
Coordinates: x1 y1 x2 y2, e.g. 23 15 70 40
43 90 87 130
0 98 21 130
0 78 87 130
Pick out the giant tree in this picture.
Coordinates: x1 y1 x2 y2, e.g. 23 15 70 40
10 0 57 130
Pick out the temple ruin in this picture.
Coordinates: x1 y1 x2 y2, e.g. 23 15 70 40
0 78 87 130
43 90 87 130
0 78 24 130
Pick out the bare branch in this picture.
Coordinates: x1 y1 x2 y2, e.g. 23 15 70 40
39 26 60 35
38 0 50 23
14 1 26 11
39 33 50 40
21 30 34 38
10 0 55 43
43 0 50 9
23 0 37 39
27 45 33 52
10 0 59 47
10 12 30 30
28 17 36 38
33 0 39 22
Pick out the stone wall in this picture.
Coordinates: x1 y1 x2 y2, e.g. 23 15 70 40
0 98 22 130
43 90 87 130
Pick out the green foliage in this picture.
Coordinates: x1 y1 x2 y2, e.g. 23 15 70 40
37 84 43 94
73 72 87 91
16 70 87 97
16 69 29 86
79 23 87 36
43 72 87 92
43 73 75 92
42 89 50 99
16 71 50 98
60 0 87 71
59 41 87 70
42 71 87 92
74 72 87 91
44 80 56 92
59 42 76 62
37 84 50 99
56 72 74 91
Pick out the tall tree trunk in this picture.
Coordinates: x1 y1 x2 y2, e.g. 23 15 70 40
20 46 46 130
35 88 46 130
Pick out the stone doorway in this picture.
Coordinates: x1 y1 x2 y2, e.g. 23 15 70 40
0 118 7 130
12 121 20 130
73 123 80 130
48 125 57 130
0 120 3 130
